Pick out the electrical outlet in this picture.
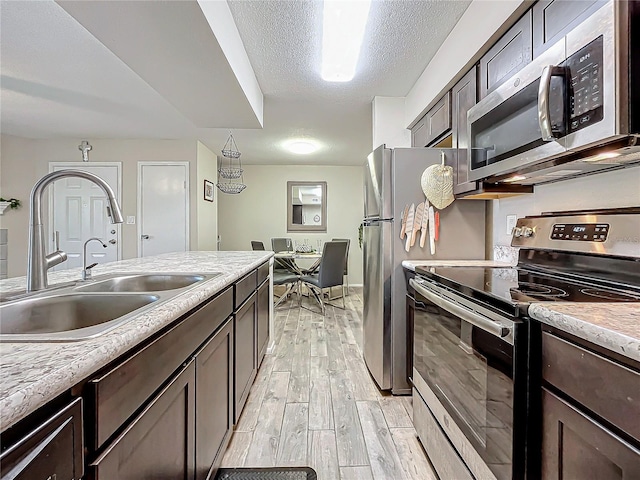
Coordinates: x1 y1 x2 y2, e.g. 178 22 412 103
126 216 136 225
506 214 517 235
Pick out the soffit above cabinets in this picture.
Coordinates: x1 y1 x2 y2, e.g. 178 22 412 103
57 0 263 129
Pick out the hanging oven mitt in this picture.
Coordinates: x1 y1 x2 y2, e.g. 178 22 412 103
405 203 415 253
421 151 454 210
420 199 429 248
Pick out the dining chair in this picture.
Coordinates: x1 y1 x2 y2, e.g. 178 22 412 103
273 269 300 308
299 241 349 314
271 237 293 252
251 241 265 250
332 238 350 297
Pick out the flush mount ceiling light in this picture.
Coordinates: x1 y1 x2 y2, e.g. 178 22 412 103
285 140 319 155
321 0 372 82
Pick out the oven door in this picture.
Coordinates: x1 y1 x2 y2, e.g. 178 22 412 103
410 277 527 480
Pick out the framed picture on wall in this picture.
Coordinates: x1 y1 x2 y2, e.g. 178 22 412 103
204 180 214 202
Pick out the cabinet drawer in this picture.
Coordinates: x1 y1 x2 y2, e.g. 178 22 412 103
257 261 269 286
480 10 532 98
88 287 233 450
542 331 640 441
0 398 83 480
235 270 257 309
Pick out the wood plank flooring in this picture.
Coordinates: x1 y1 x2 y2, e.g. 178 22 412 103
221 288 437 480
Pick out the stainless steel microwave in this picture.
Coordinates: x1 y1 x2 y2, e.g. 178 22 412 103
467 0 640 185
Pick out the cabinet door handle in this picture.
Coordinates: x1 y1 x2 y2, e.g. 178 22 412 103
141 235 150 240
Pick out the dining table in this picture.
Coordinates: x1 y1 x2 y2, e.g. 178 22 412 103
273 251 322 275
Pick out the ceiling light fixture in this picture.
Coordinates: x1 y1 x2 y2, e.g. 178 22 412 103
286 140 318 155
321 0 371 82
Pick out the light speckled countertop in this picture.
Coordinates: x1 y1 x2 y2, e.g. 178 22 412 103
528 303 640 363
0 251 273 430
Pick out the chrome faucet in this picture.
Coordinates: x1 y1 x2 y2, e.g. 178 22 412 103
27 169 124 292
82 237 108 281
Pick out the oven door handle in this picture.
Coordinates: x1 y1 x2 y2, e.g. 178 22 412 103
409 278 512 338
538 65 566 141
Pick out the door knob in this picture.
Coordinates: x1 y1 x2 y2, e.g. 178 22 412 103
111 229 116 234
108 239 117 245
141 235 150 240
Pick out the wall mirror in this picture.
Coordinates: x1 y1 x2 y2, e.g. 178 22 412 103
287 181 327 232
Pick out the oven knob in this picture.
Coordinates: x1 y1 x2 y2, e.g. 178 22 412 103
513 227 523 237
522 226 534 237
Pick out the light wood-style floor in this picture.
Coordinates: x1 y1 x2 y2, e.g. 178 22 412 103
221 288 437 480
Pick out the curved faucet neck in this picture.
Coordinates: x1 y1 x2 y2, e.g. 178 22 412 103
27 169 124 292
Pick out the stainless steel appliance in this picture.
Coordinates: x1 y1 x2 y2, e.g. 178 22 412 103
362 145 485 394
467 0 640 185
410 208 640 480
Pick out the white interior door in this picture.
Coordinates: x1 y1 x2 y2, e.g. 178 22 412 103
138 162 189 257
50 163 122 271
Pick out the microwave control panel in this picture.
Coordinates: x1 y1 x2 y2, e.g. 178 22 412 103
551 223 609 242
566 36 604 133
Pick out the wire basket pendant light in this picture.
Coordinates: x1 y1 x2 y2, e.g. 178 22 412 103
217 131 247 194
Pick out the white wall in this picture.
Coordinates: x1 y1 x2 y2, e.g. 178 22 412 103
492 167 640 248
217 165 364 284
372 96 411 150
196 141 219 250
0 135 200 277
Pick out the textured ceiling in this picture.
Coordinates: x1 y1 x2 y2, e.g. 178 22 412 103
1 0 471 166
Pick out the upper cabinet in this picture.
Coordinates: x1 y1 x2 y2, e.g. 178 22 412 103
450 68 478 196
479 11 532 99
532 0 605 57
411 92 452 147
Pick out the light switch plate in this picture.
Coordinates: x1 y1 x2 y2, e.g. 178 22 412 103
506 214 517 235
126 216 136 225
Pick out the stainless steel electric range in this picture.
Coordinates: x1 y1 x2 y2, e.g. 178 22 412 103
409 208 640 480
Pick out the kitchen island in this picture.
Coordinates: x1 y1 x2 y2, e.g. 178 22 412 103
0 250 273 479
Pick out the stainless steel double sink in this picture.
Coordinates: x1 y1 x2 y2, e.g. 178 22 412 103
0 273 222 342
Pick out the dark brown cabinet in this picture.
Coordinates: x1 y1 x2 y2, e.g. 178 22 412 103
532 0 604 57
195 317 234 480
91 361 196 479
450 67 478 195
411 91 452 147
0 398 83 480
234 291 257 423
256 278 269 368
479 10 532 99
540 329 640 479
1 261 271 480
542 388 640 479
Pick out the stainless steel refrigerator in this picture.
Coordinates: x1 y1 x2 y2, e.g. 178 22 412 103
363 145 486 394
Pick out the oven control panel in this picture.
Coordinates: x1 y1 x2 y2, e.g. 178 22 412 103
551 223 609 242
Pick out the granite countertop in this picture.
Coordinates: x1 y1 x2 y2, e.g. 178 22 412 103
528 303 640 363
0 251 273 430
402 259 514 271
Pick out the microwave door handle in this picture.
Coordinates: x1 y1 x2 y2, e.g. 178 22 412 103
538 65 566 141
409 279 511 338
